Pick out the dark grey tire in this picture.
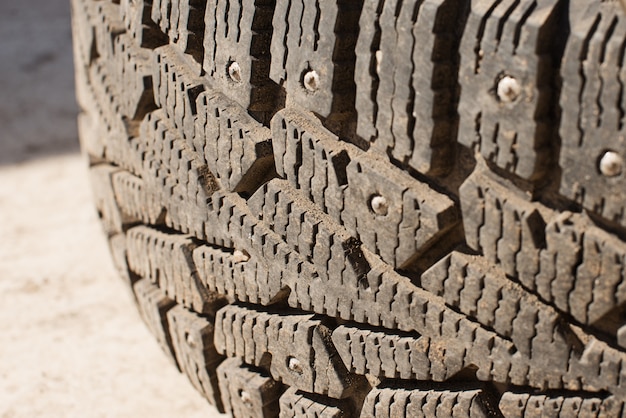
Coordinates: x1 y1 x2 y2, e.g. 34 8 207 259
72 0 626 416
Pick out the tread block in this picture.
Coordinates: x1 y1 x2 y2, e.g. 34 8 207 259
74 32 97 119
132 278 178 363
332 325 464 382
93 1 126 63
457 0 565 181
459 167 545 286
151 0 207 63
138 110 220 238
194 90 275 193
559 4 626 228
214 304 362 399
565 338 626 399
245 179 356 278
499 392 624 418
197 191 315 307
77 111 105 160
71 0 101 71
344 153 459 269
278 388 349 418
152 45 205 139
126 225 226 314
271 109 351 223
421 251 573 382
422 253 535 350
108 233 132 284
193 242 291 306
204 0 279 119
422 250 626 396
120 0 168 48
84 50 154 170
360 387 495 418
244 177 454 316
111 170 165 226
88 60 124 127
271 109 460 268
354 0 466 175
461 167 626 342
90 164 127 235
81 55 148 172
269 0 363 119
167 305 225 411
112 33 158 121
538 213 626 333
217 358 284 418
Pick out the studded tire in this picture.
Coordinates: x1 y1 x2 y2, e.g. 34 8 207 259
73 0 626 416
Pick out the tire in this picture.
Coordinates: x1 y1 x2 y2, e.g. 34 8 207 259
72 0 626 416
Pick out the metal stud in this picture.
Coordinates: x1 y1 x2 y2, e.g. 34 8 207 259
303 70 320 92
370 195 389 216
497 75 521 103
233 250 250 263
288 357 303 374
228 62 242 83
599 151 623 177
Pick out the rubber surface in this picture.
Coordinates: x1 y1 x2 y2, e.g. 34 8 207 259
72 0 626 416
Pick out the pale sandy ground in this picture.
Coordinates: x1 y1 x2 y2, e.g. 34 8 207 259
0 1 222 416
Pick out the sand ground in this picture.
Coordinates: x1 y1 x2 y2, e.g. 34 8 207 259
0 1 222 416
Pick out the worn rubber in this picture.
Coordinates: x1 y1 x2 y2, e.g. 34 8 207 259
72 0 626 416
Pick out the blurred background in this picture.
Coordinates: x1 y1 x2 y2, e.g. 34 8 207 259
0 0 222 416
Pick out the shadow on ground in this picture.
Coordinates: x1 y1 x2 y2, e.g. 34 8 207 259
0 0 79 165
